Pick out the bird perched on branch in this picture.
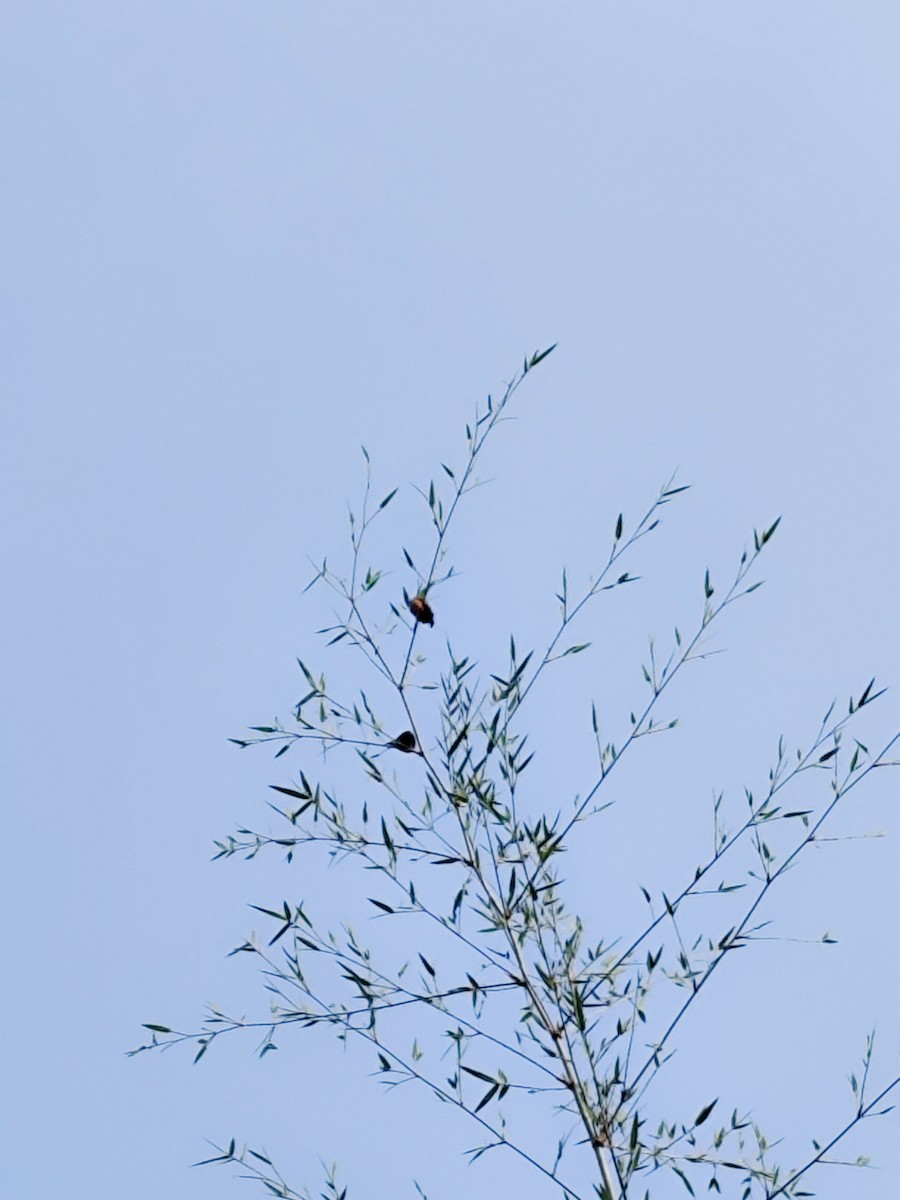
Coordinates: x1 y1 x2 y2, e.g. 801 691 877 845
408 594 434 626
387 730 417 753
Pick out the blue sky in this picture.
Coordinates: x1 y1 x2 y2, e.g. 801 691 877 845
4 4 900 1199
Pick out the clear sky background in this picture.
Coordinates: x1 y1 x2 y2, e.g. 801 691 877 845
3 3 900 1199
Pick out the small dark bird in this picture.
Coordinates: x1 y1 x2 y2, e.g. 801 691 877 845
387 730 417 753
408 594 434 626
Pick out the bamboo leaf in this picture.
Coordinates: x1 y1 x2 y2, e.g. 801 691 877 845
695 1099 718 1127
528 343 557 368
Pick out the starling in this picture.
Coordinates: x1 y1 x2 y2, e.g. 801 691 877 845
387 730 417 753
408 594 434 626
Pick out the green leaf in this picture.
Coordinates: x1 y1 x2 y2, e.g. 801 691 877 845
673 1166 695 1195
760 516 781 544
615 513 623 540
447 725 469 757
269 785 309 801
248 903 286 920
268 921 292 946
473 1083 499 1113
695 1099 718 1126
460 1065 495 1083
142 1024 172 1033
192 1151 231 1167
379 488 398 509
369 899 394 913
297 659 318 689
528 343 557 368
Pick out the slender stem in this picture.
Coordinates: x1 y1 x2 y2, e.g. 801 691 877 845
626 731 900 1096
766 1077 900 1199
516 541 767 909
